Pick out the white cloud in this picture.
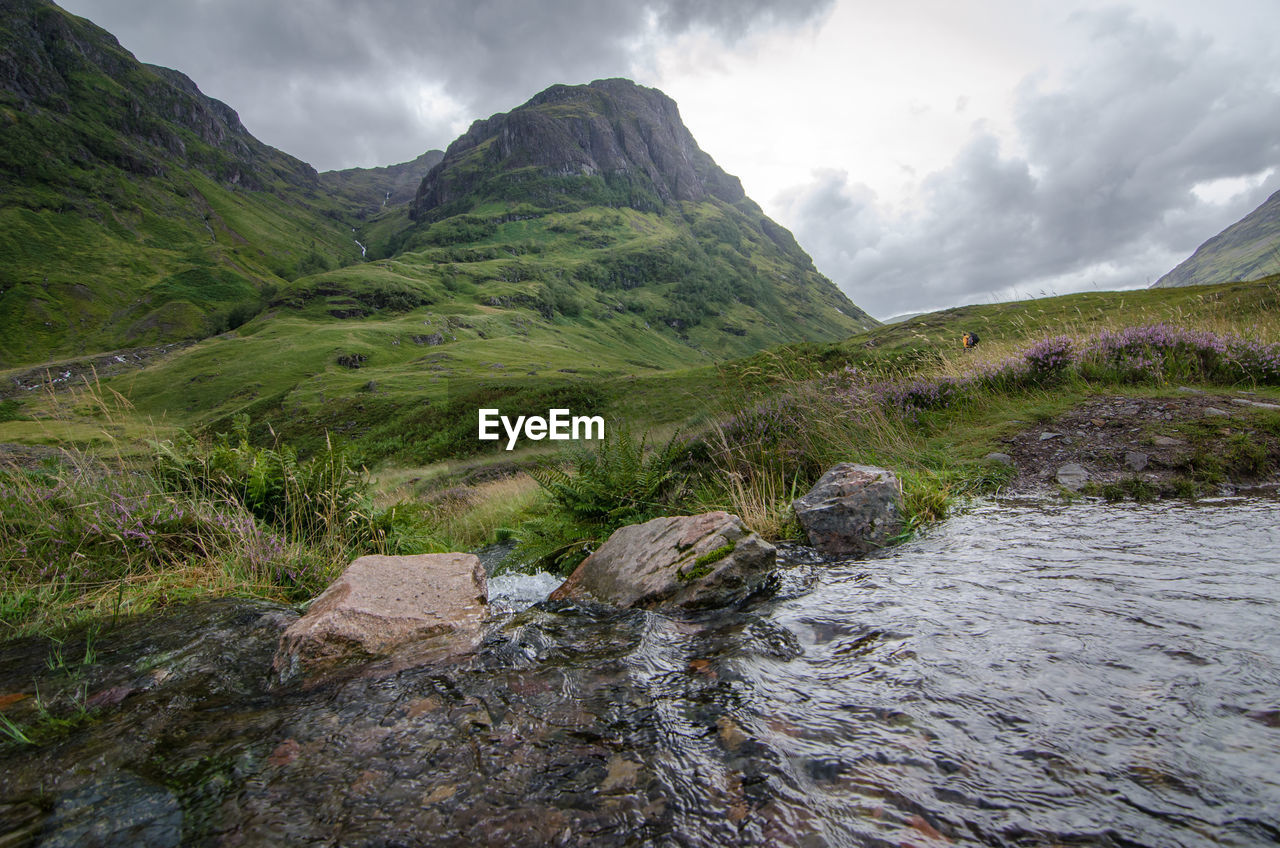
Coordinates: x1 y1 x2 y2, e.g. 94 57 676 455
776 7 1280 317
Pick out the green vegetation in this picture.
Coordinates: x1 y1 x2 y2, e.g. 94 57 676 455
3 278 1279 637
153 415 431 553
679 542 735 582
1154 189 1280 287
0 625 103 749
0 416 434 636
4 0 1279 639
507 427 689 574
1097 476 1159 503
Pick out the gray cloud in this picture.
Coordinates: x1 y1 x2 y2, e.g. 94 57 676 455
58 0 833 170
780 9 1280 318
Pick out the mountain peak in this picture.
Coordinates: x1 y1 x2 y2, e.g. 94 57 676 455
411 77 744 221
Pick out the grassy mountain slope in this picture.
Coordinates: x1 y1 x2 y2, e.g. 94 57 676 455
2 3 882 461
1153 189 1280 288
87 79 876 454
113 195 865 458
0 0 363 366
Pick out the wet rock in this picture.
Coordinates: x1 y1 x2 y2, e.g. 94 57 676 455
1124 451 1149 472
1055 463 1090 491
274 553 488 675
983 452 1013 466
791 463 903 558
549 512 775 610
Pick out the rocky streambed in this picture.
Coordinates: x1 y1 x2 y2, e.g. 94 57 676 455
3 494 1279 847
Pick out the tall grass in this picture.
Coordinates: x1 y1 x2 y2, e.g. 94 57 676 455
0 415 435 636
152 416 432 556
418 474 543 552
0 451 299 635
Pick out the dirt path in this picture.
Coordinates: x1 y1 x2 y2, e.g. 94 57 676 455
997 390 1280 497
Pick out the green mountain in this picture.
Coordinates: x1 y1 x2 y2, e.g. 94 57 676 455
0 0 368 367
112 79 874 457
1153 188 1280 287
1 3 876 460
376 77 874 343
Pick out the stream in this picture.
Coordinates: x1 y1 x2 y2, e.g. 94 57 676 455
1 496 1278 846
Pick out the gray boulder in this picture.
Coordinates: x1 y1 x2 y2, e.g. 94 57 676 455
791 463 903 558
274 553 488 675
548 511 775 610
1055 463 1090 491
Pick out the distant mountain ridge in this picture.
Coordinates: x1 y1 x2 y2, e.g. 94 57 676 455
1 0 875 390
1153 188 1280 288
321 149 444 218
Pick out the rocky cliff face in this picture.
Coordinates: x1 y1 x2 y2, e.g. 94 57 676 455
321 149 445 217
411 79 746 221
1153 189 1280 288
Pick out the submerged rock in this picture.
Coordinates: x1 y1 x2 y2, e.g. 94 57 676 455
791 463 903 558
38 771 183 848
274 553 488 675
549 511 775 610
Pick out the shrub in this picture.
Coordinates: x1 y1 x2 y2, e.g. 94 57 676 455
1022 335 1074 384
153 415 428 555
508 427 689 574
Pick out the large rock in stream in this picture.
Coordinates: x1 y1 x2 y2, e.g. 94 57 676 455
549 511 775 610
273 553 488 675
792 463 903 558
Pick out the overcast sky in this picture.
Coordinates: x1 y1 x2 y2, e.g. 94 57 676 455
58 0 1280 318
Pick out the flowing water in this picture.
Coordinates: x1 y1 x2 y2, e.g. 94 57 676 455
2 496 1278 846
